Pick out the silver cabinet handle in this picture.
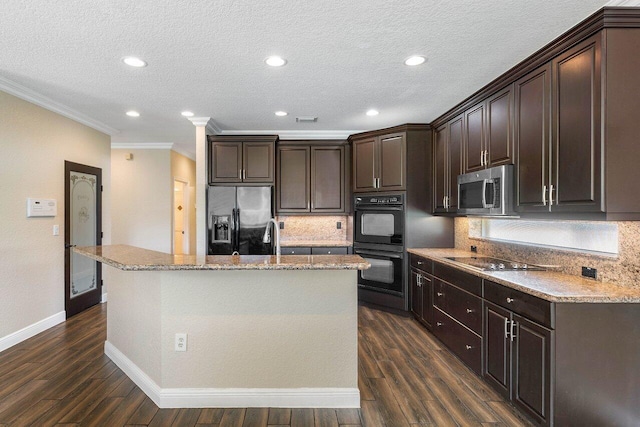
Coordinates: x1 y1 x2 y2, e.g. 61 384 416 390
480 152 484 166
465 345 473 350
239 169 243 180
437 292 444 297
506 297 514 303
484 150 489 166
504 317 510 339
436 322 443 326
542 185 547 206
416 274 422 287
550 184 555 205
510 320 517 342
417 261 423 265
466 308 473 314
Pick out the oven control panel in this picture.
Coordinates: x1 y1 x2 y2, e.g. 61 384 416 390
355 194 403 206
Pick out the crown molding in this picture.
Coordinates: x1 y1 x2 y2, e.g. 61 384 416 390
217 130 362 140
111 142 174 150
0 75 120 136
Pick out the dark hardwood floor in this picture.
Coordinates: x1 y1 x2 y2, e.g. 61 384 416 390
0 303 533 426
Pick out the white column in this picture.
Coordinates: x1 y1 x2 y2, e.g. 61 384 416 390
188 117 211 257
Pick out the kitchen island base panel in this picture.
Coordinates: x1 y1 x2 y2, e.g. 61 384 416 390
104 267 359 408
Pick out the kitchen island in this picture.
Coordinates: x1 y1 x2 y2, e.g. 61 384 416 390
74 245 369 409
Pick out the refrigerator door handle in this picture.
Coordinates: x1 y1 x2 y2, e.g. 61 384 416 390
235 208 241 252
230 208 237 252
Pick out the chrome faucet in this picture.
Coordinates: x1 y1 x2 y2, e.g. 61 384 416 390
262 218 281 256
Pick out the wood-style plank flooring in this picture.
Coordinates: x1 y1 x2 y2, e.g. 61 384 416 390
0 303 533 426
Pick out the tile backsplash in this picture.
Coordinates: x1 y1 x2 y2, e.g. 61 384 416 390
455 217 640 289
277 215 350 241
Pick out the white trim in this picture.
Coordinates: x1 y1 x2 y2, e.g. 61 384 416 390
0 75 119 136
104 341 360 409
111 142 174 150
101 293 108 303
188 116 212 128
217 130 361 140
0 311 66 353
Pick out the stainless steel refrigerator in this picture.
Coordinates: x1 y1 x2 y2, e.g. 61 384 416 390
207 186 273 255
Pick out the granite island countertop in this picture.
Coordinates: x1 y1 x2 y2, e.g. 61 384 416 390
75 245 369 271
408 248 640 303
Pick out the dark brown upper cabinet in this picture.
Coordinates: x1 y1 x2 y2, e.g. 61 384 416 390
516 35 601 215
352 132 405 192
514 63 552 213
433 116 462 214
276 143 346 214
277 146 310 212
208 135 276 184
464 86 514 173
430 8 640 219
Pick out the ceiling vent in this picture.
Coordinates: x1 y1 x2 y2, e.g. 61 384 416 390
296 116 318 123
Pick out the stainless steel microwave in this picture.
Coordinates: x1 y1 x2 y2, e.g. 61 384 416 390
457 165 516 216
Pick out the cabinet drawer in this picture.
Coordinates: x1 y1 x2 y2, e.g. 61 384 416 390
433 307 482 374
410 254 432 273
433 262 482 296
311 247 348 255
433 279 483 335
484 280 553 328
281 247 311 255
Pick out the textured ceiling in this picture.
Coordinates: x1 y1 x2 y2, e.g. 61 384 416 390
0 0 618 156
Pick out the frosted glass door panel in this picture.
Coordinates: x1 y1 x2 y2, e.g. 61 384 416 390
70 172 97 298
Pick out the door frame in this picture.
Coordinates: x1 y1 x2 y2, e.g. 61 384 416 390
173 178 190 254
65 161 102 318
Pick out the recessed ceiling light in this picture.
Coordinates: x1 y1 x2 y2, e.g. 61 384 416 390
126 111 140 117
122 56 147 68
265 56 287 67
366 109 379 116
404 55 426 66
275 111 288 116
181 111 194 117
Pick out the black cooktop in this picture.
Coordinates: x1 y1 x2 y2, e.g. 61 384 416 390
445 256 545 271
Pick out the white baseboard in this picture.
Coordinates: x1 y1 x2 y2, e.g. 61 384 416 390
0 311 66 353
104 341 360 409
101 292 108 303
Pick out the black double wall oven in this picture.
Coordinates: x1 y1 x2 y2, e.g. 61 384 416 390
354 194 405 304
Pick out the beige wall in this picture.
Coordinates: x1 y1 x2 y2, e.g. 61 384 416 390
455 217 640 289
111 149 172 253
0 90 111 339
171 151 196 255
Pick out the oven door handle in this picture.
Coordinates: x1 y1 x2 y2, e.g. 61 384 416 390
355 249 403 259
355 206 403 211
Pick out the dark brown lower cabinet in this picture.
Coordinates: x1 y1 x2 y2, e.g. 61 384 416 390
410 268 432 330
484 302 552 425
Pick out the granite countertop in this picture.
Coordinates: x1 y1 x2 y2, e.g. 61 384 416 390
408 248 640 303
75 245 369 271
280 239 353 247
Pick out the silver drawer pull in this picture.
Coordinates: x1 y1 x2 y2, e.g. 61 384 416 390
436 322 443 326
465 345 473 350
466 308 473 314
437 292 444 297
327 251 331 254
506 297 514 303
417 261 423 265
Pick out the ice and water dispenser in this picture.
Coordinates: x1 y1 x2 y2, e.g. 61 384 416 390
210 215 231 242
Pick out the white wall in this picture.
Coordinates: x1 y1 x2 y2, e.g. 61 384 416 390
0 90 111 342
111 149 172 253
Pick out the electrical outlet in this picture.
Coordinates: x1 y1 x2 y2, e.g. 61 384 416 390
337 222 342 229
53 225 59 236
470 245 477 253
175 333 187 352
582 266 597 279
